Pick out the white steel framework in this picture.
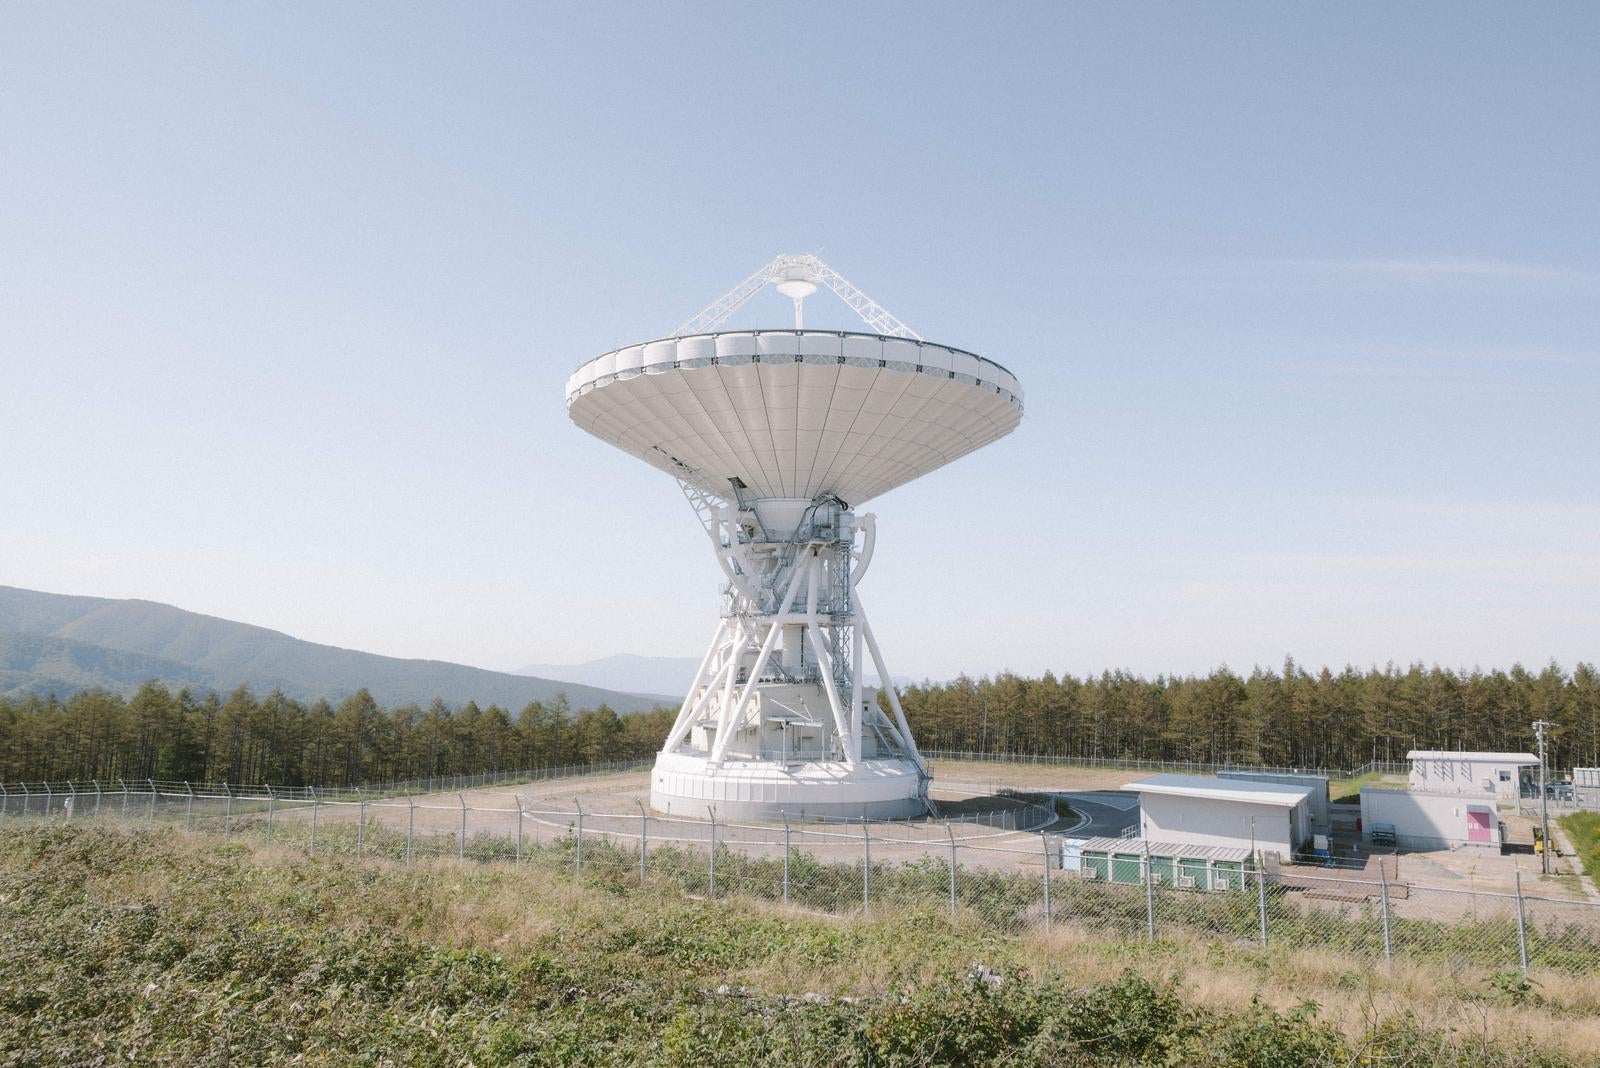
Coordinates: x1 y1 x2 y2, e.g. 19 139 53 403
673 253 923 340
650 493 930 820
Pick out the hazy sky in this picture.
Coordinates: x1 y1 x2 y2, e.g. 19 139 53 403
3 3 1597 682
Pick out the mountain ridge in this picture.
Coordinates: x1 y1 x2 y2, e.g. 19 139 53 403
0 585 667 712
517 651 926 696
516 653 703 697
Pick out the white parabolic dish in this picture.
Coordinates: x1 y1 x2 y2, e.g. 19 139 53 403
566 331 1023 507
567 262 1023 821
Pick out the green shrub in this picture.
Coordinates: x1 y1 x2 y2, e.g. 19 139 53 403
0 824 1586 1067
1561 812 1600 881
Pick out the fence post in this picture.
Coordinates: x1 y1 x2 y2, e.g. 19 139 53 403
782 814 792 905
66 782 77 821
516 798 525 866
1514 869 1530 975
1256 863 1269 947
120 780 129 818
223 784 233 840
574 801 584 880
44 782 52 819
94 780 102 818
266 787 276 844
310 788 319 857
357 798 365 857
707 807 716 898
1041 832 1052 934
861 817 870 913
947 825 959 917
1143 838 1156 942
146 779 156 827
406 795 415 866
19 784 28 820
0 783 7 821
457 794 467 861
634 799 647 882
185 782 194 830
1378 864 1392 962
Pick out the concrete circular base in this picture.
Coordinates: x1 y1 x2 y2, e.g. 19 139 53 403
649 750 928 821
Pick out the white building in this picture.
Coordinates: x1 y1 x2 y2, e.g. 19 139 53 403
1577 768 1600 808
1360 788 1502 851
1218 770 1331 835
1406 751 1537 800
1125 774 1315 860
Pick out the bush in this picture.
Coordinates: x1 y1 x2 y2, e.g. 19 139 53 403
0 824 1586 1067
1561 812 1600 882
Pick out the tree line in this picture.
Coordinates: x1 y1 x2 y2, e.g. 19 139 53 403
0 683 674 787
5 659 1599 786
897 659 1600 772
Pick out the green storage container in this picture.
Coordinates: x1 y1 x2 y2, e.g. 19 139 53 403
1082 851 1110 881
1211 860 1243 891
1111 852 1142 884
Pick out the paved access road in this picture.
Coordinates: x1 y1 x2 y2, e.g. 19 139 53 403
1050 790 1140 838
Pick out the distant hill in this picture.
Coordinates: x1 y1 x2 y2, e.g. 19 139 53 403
518 652 924 696
516 654 703 698
0 630 295 700
0 585 666 713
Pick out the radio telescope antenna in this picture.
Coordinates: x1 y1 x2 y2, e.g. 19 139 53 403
673 253 923 339
567 254 1021 822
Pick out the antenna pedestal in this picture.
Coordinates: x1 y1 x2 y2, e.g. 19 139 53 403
649 495 929 821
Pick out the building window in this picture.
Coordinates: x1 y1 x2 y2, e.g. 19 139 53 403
1498 770 1511 782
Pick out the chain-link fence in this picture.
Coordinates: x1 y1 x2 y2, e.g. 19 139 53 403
0 762 653 815
6 778 1598 982
919 750 1412 779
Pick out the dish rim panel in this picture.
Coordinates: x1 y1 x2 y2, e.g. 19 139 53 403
566 329 1022 406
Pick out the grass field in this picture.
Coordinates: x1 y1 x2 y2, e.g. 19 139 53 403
1563 812 1600 882
3 823 1596 1066
1327 771 1407 805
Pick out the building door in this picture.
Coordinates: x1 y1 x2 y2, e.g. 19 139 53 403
1466 808 1491 843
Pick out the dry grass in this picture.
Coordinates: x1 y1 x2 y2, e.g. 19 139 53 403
16 824 1600 1065
269 836 1597 1066
715 902 1600 1065
928 759 1142 792
1014 933 1600 1065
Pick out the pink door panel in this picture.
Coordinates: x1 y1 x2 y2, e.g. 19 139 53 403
1467 809 1491 843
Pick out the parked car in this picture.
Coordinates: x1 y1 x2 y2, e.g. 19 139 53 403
1546 781 1574 802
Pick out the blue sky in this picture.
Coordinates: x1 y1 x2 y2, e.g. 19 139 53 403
2 3 1596 681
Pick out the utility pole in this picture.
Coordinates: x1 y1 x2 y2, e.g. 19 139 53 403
1533 720 1554 876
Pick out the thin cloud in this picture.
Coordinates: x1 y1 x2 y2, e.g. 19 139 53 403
1268 358 1579 390
1371 344 1592 367
1279 256 1600 285
1233 551 1600 583
1269 342 1597 383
